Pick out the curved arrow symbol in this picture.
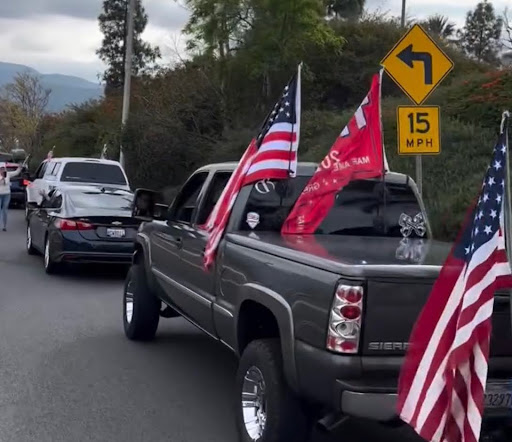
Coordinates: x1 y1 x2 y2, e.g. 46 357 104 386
397 44 433 85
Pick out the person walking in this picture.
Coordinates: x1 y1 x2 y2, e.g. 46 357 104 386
0 162 23 231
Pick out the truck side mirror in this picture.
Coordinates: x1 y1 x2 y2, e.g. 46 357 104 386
132 188 165 221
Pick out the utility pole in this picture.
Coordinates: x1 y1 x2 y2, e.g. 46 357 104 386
120 0 136 170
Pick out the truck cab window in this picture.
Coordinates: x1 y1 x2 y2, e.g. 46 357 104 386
197 172 232 225
239 177 309 232
317 180 425 238
171 172 209 224
237 177 426 238
35 162 48 179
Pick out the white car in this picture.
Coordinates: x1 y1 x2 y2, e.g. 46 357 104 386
26 157 131 218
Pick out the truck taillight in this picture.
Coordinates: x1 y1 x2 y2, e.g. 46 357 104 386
55 219 93 231
326 284 364 354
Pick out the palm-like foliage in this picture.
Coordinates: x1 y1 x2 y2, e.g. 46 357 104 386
424 14 456 39
325 0 365 19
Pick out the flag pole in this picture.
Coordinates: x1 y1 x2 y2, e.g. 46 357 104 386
376 69 388 234
501 111 512 337
502 111 511 264
288 62 302 177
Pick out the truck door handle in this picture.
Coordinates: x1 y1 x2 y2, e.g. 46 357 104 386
170 237 183 248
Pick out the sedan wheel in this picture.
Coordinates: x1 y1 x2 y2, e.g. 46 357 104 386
26 225 37 255
44 237 60 274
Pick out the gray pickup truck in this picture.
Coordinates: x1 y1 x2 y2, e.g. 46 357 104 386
123 162 512 442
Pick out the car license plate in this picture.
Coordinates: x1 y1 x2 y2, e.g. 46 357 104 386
484 382 512 409
107 228 125 238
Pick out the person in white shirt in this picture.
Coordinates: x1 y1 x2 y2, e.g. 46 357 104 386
0 162 22 231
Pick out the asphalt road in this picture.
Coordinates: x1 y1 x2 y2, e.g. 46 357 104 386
0 209 422 442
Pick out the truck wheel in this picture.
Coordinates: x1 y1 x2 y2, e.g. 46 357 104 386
235 339 311 442
123 263 160 341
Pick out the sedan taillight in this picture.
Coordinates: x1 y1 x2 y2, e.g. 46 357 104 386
326 284 364 354
55 219 94 231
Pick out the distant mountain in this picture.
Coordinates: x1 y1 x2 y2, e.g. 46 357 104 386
0 62 104 113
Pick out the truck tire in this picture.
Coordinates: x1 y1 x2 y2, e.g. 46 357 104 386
123 263 160 341
235 339 311 442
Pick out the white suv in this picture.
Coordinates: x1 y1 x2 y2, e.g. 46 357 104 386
26 157 130 217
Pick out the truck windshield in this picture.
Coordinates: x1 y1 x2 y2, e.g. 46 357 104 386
240 176 425 238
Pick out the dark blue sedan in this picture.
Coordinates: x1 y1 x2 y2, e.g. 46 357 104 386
26 185 140 274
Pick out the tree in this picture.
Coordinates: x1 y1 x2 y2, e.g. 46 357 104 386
502 8 512 65
0 72 52 155
97 0 161 92
324 0 365 19
423 14 456 40
181 0 248 59
458 0 502 64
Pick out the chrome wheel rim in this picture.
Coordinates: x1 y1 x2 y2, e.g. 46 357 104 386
44 240 50 269
27 226 32 250
125 280 134 324
242 366 267 440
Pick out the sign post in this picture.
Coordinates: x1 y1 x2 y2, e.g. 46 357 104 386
381 24 454 195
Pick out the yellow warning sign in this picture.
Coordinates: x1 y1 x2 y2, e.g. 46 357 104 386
381 24 454 105
397 106 441 155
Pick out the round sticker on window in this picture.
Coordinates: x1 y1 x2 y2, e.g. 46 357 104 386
246 212 260 229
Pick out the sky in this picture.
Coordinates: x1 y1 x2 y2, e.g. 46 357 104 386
0 0 509 84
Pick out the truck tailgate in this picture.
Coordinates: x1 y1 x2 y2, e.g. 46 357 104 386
362 278 512 361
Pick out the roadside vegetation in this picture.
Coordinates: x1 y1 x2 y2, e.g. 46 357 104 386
1 0 512 240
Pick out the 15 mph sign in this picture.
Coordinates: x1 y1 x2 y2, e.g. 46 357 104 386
381 24 454 105
397 106 441 155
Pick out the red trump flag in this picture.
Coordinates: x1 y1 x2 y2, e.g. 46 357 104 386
282 73 384 234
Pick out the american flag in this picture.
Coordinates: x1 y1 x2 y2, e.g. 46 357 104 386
203 65 301 269
397 131 512 442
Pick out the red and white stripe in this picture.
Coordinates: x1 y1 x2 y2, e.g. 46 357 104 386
203 140 258 268
244 120 300 184
398 218 511 442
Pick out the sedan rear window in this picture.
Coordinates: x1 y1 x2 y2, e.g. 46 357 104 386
69 192 133 210
60 163 127 186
